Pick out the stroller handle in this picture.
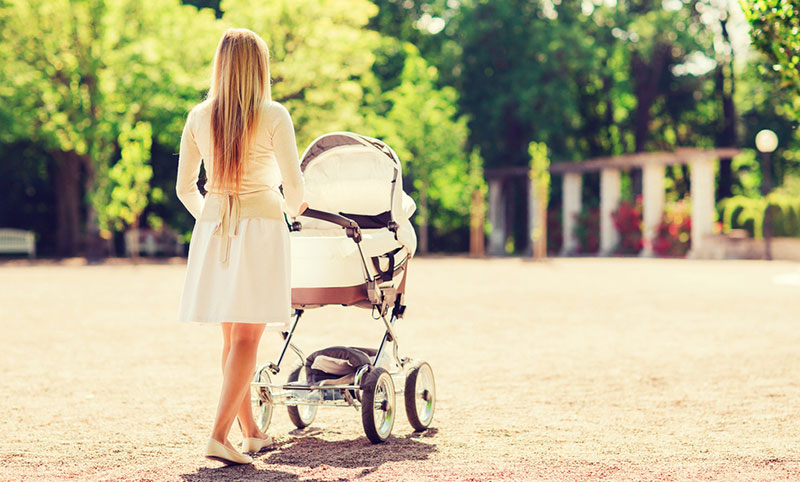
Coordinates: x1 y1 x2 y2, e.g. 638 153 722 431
297 208 362 243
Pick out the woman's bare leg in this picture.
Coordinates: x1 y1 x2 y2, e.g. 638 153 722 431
220 323 268 439
211 322 266 446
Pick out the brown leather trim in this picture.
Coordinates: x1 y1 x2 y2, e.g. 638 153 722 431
291 261 409 308
292 284 368 307
397 263 408 294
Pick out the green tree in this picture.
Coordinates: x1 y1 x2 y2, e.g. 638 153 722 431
741 0 800 119
222 1 476 251
736 58 800 190
221 0 381 149
371 44 470 252
455 0 729 164
93 122 154 234
367 0 460 78
456 0 585 168
453 0 735 252
0 0 221 255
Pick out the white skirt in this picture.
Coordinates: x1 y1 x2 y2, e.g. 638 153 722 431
177 217 292 329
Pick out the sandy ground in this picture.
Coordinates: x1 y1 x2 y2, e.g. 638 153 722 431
1 256 800 481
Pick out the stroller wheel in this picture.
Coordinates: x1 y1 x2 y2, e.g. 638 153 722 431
251 365 274 433
404 362 435 431
287 361 318 429
360 367 395 443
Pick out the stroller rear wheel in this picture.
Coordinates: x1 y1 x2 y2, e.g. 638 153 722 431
287 361 318 429
404 361 435 431
360 367 395 443
251 365 274 433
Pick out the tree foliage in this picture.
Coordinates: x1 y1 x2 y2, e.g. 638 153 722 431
0 0 220 160
94 122 154 233
368 0 460 75
455 0 730 168
0 0 221 254
741 0 800 119
221 0 381 149
371 44 471 251
1 0 797 256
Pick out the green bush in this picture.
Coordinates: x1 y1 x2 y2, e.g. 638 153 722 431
718 193 800 239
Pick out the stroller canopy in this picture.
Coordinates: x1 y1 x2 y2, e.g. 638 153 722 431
298 132 416 254
290 132 417 301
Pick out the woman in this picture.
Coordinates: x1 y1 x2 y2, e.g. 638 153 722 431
176 28 306 465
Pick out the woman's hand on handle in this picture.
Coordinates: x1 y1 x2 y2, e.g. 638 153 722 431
281 200 308 218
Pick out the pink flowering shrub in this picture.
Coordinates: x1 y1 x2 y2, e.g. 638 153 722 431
652 200 692 257
612 199 643 255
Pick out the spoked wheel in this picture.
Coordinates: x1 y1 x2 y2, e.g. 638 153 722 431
404 361 435 431
250 364 273 433
287 361 318 429
360 367 395 443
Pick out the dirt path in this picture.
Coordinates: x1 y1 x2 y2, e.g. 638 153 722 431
1 257 799 481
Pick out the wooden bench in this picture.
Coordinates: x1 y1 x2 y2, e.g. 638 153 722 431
0 228 36 259
124 228 185 257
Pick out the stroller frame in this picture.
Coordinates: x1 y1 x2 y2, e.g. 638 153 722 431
249 208 435 444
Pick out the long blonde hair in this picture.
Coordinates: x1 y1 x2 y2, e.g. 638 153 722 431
208 28 271 192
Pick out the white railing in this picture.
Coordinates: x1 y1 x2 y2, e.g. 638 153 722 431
124 229 185 257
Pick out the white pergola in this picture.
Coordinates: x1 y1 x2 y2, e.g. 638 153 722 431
486 147 740 257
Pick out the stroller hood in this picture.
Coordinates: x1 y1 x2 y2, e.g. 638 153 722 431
298 132 417 256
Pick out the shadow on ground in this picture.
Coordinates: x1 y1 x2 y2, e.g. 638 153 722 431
180 429 438 482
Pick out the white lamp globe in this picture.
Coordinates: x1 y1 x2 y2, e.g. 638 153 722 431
755 129 779 153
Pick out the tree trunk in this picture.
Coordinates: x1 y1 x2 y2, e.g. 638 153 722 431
715 17 737 201
632 49 667 153
503 103 529 167
418 186 429 254
631 45 669 195
470 189 485 257
82 159 107 260
49 150 85 257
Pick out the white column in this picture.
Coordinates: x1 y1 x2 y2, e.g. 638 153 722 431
561 173 582 255
689 158 715 258
600 168 621 255
641 164 666 257
487 178 506 256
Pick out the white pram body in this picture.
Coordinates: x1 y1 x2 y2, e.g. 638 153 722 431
289 132 417 308
250 132 434 445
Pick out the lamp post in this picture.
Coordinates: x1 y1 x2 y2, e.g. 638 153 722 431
755 129 778 260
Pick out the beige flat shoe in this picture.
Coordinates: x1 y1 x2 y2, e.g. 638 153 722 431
205 438 253 465
242 435 275 454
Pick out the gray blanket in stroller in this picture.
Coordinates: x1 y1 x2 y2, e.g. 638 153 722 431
305 346 377 384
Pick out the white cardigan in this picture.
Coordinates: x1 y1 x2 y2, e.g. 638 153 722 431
176 100 305 219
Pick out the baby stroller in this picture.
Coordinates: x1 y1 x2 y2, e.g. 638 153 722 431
250 132 435 443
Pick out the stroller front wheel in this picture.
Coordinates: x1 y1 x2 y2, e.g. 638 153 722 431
404 361 435 431
360 367 396 443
